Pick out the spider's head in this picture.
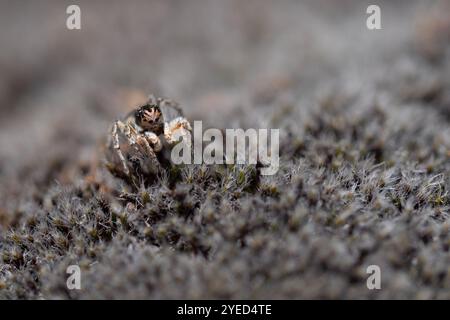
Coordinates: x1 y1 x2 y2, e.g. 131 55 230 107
135 104 163 132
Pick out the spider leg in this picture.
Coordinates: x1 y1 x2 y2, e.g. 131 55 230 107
136 134 160 166
160 98 180 110
119 121 162 170
144 131 162 152
164 117 192 147
111 121 130 175
147 94 157 105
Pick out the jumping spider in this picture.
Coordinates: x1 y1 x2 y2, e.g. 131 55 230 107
106 94 192 177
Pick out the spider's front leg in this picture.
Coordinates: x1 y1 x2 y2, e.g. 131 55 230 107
143 131 162 153
111 121 161 176
136 132 162 171
164 117 192 147
111 120 131 175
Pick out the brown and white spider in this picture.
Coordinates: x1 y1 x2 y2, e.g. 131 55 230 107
106 94 192 177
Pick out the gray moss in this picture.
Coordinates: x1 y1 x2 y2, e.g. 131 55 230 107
0 0 450 299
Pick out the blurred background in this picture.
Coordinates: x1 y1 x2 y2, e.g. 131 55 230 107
1 0 447 171
1 0 450 299
0 0 448 199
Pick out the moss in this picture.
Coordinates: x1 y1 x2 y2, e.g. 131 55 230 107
1 0 450 300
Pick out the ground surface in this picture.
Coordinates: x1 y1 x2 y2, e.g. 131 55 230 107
0 0 450 299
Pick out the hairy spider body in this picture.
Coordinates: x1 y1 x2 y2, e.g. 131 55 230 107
107 95 192 176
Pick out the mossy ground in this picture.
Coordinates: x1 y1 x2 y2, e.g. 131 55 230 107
0 0 449 299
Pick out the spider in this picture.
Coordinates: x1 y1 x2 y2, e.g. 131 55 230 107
107 94 192 177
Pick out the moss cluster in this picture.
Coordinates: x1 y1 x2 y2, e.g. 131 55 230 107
0 0 450 299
